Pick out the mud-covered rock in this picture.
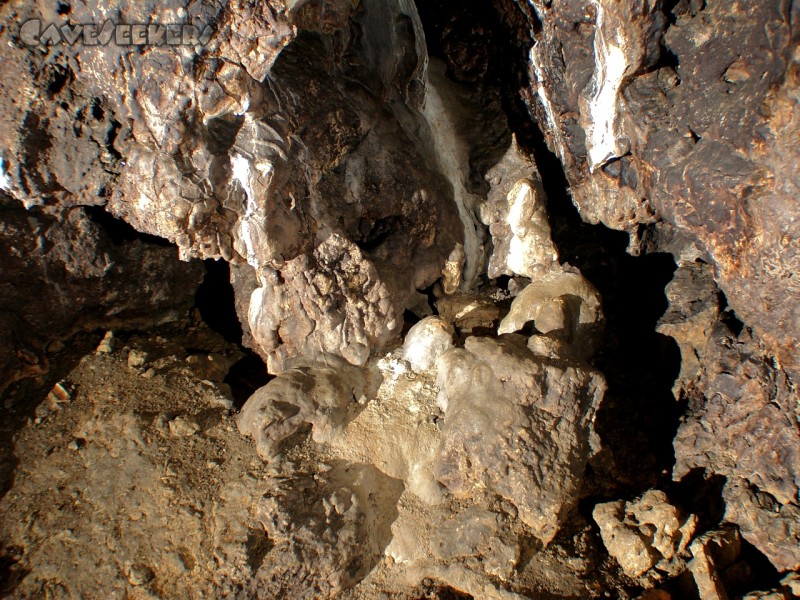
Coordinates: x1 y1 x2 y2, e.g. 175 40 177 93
248 462 403 598
236 354 368 459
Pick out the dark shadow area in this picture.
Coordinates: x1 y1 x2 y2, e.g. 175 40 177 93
517 86 681 495
670 469 727 530
415 580 475 600
195 259 270 406
0 546 29 598
195 259 244 345
84 206 174 247
224 353 271 409
732 539 782 597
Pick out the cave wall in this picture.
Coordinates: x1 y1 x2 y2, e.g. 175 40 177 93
507 0 800 381
0 0 799 596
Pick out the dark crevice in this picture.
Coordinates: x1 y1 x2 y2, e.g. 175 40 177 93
717 291 745 337
224 354 271 409
0 546 29 597
84 206 174 247
401 309 422 338
670 469 727 530
104 119 123 162
195 259 244 345
734 539 783 596
45 64 71 97
195 259 270 406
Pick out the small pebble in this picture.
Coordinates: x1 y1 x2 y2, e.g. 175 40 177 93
95 331 115 354
47 339 65 353
126 563 154 586
68 438 86 451
128 349 149 369
169 416 200 437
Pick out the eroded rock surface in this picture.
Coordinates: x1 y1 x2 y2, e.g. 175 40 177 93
2 0 800 597
512 0 800 379
435 335 606 545
0 0 468 373
669 292 800 572
593 489 697 580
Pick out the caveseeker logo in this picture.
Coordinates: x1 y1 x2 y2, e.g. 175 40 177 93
20 19 213 47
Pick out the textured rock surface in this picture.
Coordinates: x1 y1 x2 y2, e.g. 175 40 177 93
513 0 800 379
235 353 368 459
2 0 800 596
480 138 559 279
671 302 800 571
498 269 603 359
0 0 467 373
0 324 269 598
593 489 697 579
247 462 404 599
435 335 606 544
687 527 742 600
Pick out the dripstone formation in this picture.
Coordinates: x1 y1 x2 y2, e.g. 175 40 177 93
0 0 798 598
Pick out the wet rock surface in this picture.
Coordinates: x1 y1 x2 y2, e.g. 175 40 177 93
1 0 799 598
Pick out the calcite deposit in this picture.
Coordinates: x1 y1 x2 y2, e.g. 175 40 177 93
1 0 799 598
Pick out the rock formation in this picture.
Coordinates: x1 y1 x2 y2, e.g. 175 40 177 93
1 0 799 598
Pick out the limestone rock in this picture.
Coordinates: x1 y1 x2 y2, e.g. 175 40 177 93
0 0 468 374
435 293 504 336
248 462 404 598
515 0 800 379
723 478 800 573
498 270 603 358
656 262 720 397
688 528 741 600
673 324 800 513
326 353 444 503
239 234 406 372
671 315 800 572
781 572 800 598
593 490 697 579
401 316 455 374
435 335 606 544
480 139 558 279
236 354 367 459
